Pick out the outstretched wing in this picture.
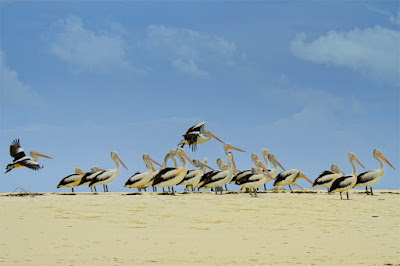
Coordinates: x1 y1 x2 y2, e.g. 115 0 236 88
10 139 26 162
16 158 42 171
184 122 206 135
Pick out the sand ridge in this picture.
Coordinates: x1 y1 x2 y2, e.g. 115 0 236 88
1 190 399 265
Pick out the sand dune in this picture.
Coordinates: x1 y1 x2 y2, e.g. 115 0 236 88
1 190 399 265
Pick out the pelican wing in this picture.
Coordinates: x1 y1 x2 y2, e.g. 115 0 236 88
185 122 206 134
200 170 227 187
233 170 251 183
58 173 81 187
124 172 144 186
329 175 354 192
356 171 375 185
274 170 297 185
313 170 335 186
9 139 26 161
179 169 198 184
79 171 104 186
152 167 180 186
89 170 112 186
16 158 42 171
235 171 253 185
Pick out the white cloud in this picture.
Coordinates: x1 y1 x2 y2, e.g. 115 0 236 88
0 51 42 107
366 5 400 26
290 26 400 85
49 16 131 73
145 25 238 77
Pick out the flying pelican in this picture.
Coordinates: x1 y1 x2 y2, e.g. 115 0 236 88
313 164 345 192
57 168 86 192
274 169 312 192
329 153 365 199
354 149 396 195
199 152 238 194
78 166 105 192
124 154 161 191
180 158 213 191
152 147 194 194
5 139 53 173
89 151 128 192
178 122 224 151
235 160 271 197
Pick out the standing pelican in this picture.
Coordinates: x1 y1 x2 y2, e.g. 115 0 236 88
355 149 396 195
199 152 237 194
274 169 312 192
313 164 345 192
78 166 105 192
142 150 174 192
124 154 161 191
152 147 194 194
180 158 211 191
235 160 271 197
5 139 52 173
57 168 86 192
89 151 128 192
260 150 286 189
329 153 365 199
232 153 260 184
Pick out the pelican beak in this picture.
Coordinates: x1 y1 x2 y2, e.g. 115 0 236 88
147 156 162 167
78 169 86 175
353 155 365 169
225 143 246 153
208 131 225 144
259 163 272 178
378 152 396 170
35 152 53 159
302 174 313 184
179 149 196 166
272 157 286 171
116 155 128 170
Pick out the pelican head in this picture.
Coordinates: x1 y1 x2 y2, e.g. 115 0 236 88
251 153 260 164
267 153 286 171
216 158 224 167
331 164 345 175
373 149 396 169
254 159 272 178
175 147 195 166
75 167 85 175
111 151 128 170
262 149 269 157
348 152 365 169
202 128 225 144
30 151 53 160
298 171 313 184
143 154 162 167
223 142 246 155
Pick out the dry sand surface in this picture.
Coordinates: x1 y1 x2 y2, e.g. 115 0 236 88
1 190 399 265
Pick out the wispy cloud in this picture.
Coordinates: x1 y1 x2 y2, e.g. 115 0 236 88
366 5 400 26
48 16 131 73
290 26 400 85
0 51 43 107
144 25 238 77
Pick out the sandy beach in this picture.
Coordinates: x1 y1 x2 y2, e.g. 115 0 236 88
1 190 399 265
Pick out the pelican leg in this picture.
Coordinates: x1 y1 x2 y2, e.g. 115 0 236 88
340 192 342 200
94 186 97 193
106 185 109 192
347 192 349 200
289 185 293 193
144 188 147 192
162 187 165 192
264 184 267 190
254 188 258 197
171 187 175 195
71 187 74 193
370 187 373 195
168 187 171 192
327 187 330 194
90 187 93 192
103 185 106 192
365 187 370 195
225 184 228 191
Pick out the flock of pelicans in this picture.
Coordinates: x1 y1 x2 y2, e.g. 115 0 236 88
5 122 397 199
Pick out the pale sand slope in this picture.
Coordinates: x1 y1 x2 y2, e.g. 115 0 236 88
1 190 399 265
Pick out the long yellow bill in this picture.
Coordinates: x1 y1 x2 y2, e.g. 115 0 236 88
378 152 396 170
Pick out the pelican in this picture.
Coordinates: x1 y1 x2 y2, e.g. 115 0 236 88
329 153 365 199
180 158 211 191
5 139 52 173
152 147 194 194
313 164 345 192
274 169 312 192
232 153 260 184
354 149 396 195
57 168 85 192
142 150 174 192
216 158 228 171
261 151 286 189
89 151 128 192
78 166 105 192
199 152 237 194
124 154 161 191
179 122 230 151
235 160 271 197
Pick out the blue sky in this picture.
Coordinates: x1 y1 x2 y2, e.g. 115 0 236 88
1 1 398 192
